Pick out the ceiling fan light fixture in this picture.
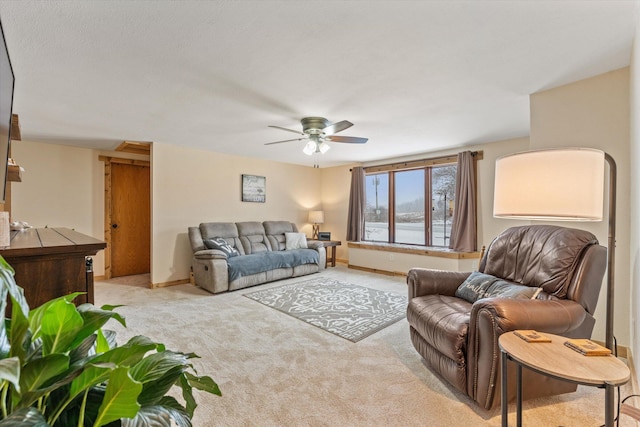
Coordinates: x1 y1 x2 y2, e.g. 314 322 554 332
303 140 316 156
318 141 330 154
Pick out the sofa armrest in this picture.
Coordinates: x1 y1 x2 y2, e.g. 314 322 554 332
194 249 228 260
406 268 471 300
306 240 323 250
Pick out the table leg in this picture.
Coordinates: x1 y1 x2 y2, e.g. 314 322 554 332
516 364 522 427
501 350 508 427
330 246 337 267
605 384 614 427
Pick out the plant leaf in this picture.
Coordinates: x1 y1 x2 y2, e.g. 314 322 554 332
0 407 49 426
69 334 97 364
121 402 191 427
130 351 188 384
0 256 30 318
94 367 142 427
70 304 126 349
103 329 118 349
19 353 69 393
178 373 196 418
137 365 186 407
95 328 111 354
39 299 84 355
68 362 115 402
9 294 31 362
90 335 159 367
0 356 20 393
28 293 83 342
184 371 221 396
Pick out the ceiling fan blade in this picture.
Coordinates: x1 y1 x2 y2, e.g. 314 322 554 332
268 125 305 135
264 137 307 145
326 135 368 144
323 120 353 135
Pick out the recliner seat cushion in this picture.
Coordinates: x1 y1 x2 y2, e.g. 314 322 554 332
407 295 471 362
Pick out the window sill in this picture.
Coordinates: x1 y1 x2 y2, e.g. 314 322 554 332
347 241 482 260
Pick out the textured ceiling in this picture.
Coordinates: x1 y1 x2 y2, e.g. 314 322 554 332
0 1 637 167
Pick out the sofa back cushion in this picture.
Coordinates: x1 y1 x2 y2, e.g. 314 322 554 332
264 221 299 251
199 222 245 255
481 225 598 298
237 221 272 254
203 237 240 258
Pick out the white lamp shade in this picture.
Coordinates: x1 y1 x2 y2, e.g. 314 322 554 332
303 140 316 156
493 148 605 221
318 142 330 154
309 210 324 224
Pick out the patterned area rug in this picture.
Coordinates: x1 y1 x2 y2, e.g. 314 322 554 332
244 277 407 342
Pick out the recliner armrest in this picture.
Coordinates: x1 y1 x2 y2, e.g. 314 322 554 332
471 298 587 334
406 268 471 300
194 249 228 260
467 297 589 409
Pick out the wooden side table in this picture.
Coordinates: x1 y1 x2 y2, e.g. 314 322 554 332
499 331 630 427
0 228 106 308
309 240 341 268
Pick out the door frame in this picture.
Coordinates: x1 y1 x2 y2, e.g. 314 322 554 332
98 156 151 280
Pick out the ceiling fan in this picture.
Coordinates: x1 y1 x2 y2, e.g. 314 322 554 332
265 117 368 155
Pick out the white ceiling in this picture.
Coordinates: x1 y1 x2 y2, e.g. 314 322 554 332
0 1 637 167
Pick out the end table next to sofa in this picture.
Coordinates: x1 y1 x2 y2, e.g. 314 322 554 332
309 240 341 268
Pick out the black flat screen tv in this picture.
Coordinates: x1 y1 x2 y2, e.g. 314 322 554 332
0 18 14 204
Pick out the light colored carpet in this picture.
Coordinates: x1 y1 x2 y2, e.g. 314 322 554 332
244 277 407 342
95 267 636 427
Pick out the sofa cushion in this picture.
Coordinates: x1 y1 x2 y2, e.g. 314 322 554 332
199 222 245 255
204 237 240 258
264 221 297 250
227 249 319 282
455 271 537 303
237 221 271 254
285 232 308 250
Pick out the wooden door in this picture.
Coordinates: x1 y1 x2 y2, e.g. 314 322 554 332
110 163 150 277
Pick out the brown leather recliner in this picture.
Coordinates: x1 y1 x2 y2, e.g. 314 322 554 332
406 225 607 409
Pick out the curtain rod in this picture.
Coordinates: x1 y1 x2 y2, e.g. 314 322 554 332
349 150 480 172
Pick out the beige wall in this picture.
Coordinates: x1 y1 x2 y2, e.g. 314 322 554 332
10 140 106 274
630 19 640 380
151 142 322 285
530 67 631 346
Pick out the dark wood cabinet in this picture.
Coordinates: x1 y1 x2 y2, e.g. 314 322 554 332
0 228 106 309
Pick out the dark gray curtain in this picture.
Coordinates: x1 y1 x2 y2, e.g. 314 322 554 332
449 151 477 252
346 166 365 241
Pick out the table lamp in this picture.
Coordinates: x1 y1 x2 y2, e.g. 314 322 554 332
309 210 324 240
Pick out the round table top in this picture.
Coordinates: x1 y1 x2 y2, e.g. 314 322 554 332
499 331 630 386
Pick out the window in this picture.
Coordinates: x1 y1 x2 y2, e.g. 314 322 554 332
364 173 389 241
364 163 457 247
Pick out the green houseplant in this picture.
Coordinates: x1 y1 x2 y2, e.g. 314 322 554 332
0 256 221 426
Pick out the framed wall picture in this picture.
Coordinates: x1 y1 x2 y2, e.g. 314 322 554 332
241 174 266 203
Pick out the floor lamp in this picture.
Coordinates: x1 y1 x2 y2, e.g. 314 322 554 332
493 147 617 424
